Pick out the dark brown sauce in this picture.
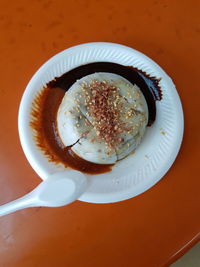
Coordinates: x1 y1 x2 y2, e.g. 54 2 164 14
30 87 113 174
30 62 162 174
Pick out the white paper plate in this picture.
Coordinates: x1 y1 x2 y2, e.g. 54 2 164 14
18 42 184 203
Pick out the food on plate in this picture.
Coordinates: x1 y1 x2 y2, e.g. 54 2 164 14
31 62 162 174
57 73 148 164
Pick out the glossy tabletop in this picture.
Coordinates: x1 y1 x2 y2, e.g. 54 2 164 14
0 0 199 266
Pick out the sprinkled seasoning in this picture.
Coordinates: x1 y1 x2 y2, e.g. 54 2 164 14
81 79 133 148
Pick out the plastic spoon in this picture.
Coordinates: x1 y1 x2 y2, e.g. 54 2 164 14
0 170 87 217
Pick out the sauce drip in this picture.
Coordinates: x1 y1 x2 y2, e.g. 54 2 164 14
30 62 162 174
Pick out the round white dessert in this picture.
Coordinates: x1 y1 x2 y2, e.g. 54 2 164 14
57 72 148 164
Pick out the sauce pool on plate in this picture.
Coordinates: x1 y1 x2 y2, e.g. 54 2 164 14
30 62 162 174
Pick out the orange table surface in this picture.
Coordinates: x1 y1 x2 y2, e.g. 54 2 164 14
0 0 199 266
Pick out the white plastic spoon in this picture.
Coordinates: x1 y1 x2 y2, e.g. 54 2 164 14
0 170 87 216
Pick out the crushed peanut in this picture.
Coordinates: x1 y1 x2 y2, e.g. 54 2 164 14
75 79 142 148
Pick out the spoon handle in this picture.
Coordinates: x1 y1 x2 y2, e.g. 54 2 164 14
0 193 37 216
0 170 87 216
